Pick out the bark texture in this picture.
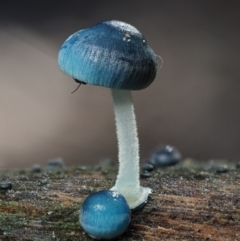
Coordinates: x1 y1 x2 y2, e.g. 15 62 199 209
0 159 239 241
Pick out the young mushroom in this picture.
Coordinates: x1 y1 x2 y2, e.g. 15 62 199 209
149 145 182 167
58 20 159 209
80 190 131 239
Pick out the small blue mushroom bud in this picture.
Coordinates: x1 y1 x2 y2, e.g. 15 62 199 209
149 145 182 167
80 190 131 240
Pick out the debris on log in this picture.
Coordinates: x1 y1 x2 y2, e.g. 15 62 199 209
0 159 239 241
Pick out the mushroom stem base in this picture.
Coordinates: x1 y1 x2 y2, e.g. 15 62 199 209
111 186 152 210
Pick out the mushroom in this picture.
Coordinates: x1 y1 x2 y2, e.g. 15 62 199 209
149 145 182 167
80 190 131 239
58 20 159 209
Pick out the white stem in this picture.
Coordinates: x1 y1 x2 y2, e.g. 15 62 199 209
111 89 151 209
112 89 140 189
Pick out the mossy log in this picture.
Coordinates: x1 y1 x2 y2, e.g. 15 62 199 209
0 159 239 241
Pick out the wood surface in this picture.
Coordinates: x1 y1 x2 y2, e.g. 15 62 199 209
0 159 239 241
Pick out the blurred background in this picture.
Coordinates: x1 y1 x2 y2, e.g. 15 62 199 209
0 0 240 168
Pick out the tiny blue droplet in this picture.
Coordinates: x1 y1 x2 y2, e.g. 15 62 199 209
149 145 182 167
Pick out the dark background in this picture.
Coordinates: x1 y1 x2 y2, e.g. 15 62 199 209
0 1 240 168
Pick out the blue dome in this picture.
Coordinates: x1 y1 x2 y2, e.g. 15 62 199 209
80 190 131 239
58 20 158 90
149 145 182 167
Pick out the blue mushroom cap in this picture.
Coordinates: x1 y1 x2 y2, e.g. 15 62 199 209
58 20 158 90
80 190 131 240
149 145 182 167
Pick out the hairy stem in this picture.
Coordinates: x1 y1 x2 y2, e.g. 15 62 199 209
112 89 140 190
111 89 151 209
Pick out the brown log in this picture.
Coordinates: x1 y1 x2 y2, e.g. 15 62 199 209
0 159 239 241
